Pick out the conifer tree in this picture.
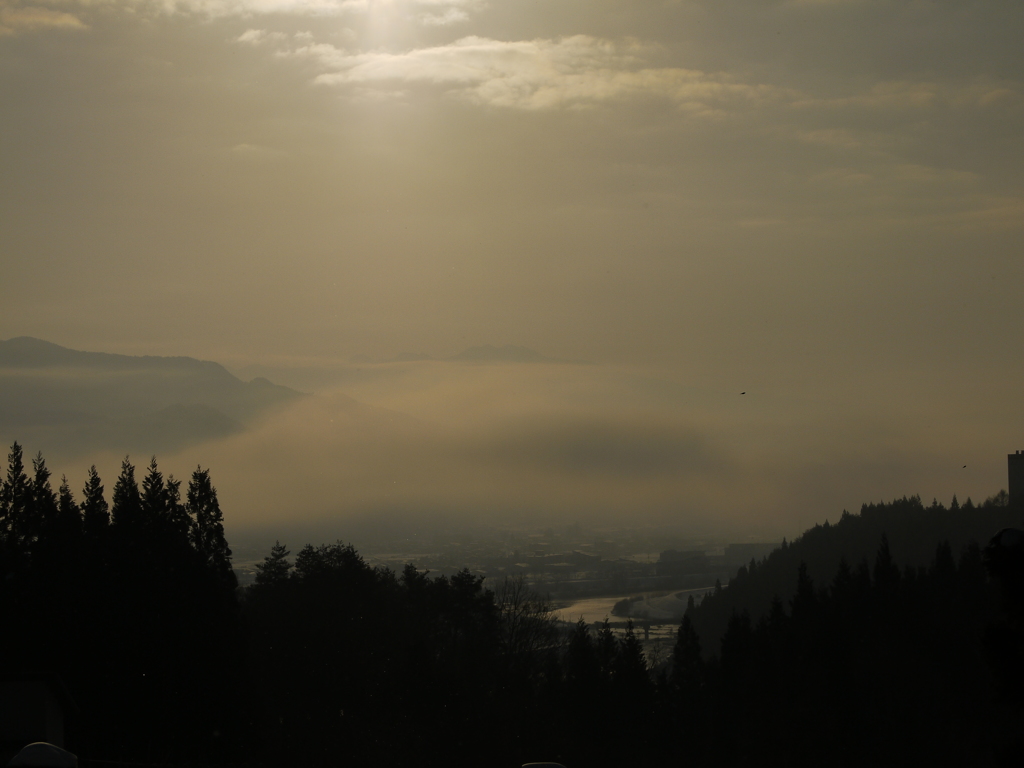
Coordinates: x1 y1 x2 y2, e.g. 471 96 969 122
790 562 817 620
254 542 292 590
140 457 167 527
30 452 59 542
613 619 652 720
564 617 599 687
595 619 618 680
765 594 788 635
164 474 191 548
111 457 142 533
0 442 30 547
958 541 985 592
56 475 83 540
719 611 755 680
187 467 236 587
671 615 704 692
81 465 110 536
615 620 648 680
831 557 853 602
872 534 901 590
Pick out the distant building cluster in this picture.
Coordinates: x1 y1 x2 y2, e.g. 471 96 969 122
300 525 786 602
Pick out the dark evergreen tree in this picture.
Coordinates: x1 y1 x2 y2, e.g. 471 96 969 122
55 475 83 540
764 594 788 635
254 541 292 590
81 465 109 536
140 457 168 527
671 614 704 694
790 561 817 620
958 540 986 592
873 534 901 590
595 619 618 680
0 443 31 548
614 620 649 690
188 467 236 587
164 474 191 546
931 540 957 594
564 617 598 686
987 490 1010 507
29 452 58 542
111 456 142 533
830 557 854 603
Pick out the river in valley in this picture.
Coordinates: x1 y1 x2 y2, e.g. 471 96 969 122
554 585 714 626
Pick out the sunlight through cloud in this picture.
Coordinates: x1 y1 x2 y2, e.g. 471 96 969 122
290 35 784 111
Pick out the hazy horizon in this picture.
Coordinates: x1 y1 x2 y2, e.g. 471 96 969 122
0 335 1017 551
2 0 1022 546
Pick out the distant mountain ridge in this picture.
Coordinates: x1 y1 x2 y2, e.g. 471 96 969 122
0 337 303 458
230 344 586 392
450 344 589 364
0 336 236 377
450 344 550 363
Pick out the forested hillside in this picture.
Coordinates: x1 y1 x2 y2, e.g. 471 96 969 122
0 442 243 764
0 443 660 768
689 492 1021 654
4 440 1024 767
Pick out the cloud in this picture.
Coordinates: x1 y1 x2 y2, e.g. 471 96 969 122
473 417 723 479
796 78 1024 111
0 1 86 34
13 352 1019 545
229 142 289 159
0 0 373 21
151 374 739 533
154 0 480 20
292 35 786 111
120 355 1017 544
796 128 866 150
235 27 285 43
165 0 367 18
782 0 866 6
417 6 467 25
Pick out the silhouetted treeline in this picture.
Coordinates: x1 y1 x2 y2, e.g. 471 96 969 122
242 543 667 768
0 444 666 768
237 492 1024 767
671 537 1020 766
5 442 1024 767
0 443 244 764
689 492 1021 654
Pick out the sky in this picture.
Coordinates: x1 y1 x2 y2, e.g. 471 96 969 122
2 0 1023 541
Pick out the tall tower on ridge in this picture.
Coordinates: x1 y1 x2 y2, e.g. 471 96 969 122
1010 451 1024 509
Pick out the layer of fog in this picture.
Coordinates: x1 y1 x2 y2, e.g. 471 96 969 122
96 358 1019 548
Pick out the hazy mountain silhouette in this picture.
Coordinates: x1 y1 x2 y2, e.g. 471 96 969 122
228 345 588 393
449 344 581 364
0 337 302 458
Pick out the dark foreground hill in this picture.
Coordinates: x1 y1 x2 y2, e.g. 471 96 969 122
689 492 1020 655
662 493 1024 767
5 437 1024 767
0 337 302 457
